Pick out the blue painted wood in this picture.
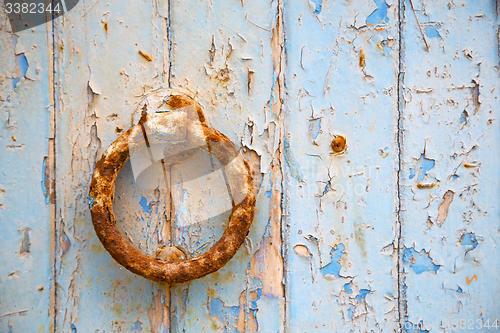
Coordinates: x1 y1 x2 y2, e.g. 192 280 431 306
401 0 500 330
0 12 54 332
1 0 499 332
52 0 172 331
168 0 285 331
284 0 400 331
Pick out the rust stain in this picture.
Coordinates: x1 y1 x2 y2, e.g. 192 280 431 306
331 135 347 154
463 162 480 168
436 190 455 226
138 50 153 61
88 93 256 283
416 182 436 189
103 22 108 33
163 94 206 124
359 49 366 68
466 274 477 285
216 66 230 82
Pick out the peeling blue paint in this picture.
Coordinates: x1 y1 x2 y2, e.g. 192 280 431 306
139 196 152 214
71 323 77 333
283 139 304 182
402 247 440 274
460 232 478 257
320 243 346 278
131 320 143 331
355 289 371 303
460 110 468 123
347 304 355 320
425 25 441 38
460 232 478 249
249 287 262 310
409 153 435 181
343 282 353 294
366 0 389 26
208 298 240 333
87 195 95 210
308 118 321 140
270 71 278 103
310 0 323 14
12 53 28 89
457 285 463 293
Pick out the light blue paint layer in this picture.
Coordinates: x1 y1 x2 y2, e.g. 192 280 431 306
402 248 440 274
409 153 435 181
425 25 441 38
320 243 346 278
366 0 389 25
12 53 28 88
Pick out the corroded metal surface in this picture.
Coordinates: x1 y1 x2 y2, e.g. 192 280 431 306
89 94 256 283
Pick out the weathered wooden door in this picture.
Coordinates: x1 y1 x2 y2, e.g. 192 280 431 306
1 0 499 331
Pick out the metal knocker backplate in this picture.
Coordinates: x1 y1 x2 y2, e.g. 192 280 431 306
88 91 256 283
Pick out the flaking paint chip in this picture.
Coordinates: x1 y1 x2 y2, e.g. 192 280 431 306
139 50 153 61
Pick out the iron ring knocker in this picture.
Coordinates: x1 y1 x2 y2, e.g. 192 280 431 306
88 92 256 283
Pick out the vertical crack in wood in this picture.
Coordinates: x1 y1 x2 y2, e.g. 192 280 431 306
275 0 288 330
49 1 59 331
396 0 406 329
167 0 173 88
165 1 173 330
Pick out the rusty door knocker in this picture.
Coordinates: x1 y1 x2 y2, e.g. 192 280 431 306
88 91 256 283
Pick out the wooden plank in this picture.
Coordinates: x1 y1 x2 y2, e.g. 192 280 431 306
0 9 54 333
53 0 172 331
168 0 285 331
401 0 500 330
284 0 401 331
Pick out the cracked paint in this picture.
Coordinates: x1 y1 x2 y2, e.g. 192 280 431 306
424 25 441 38
402 247 440 274
19 228 30 256
320 243 346 278
1 6 54 332
208 297 243 333
309 0 323 15
436 190 454 226
409 153 435 182
366 0 389 26
460 232 479 258
2 0 499 331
